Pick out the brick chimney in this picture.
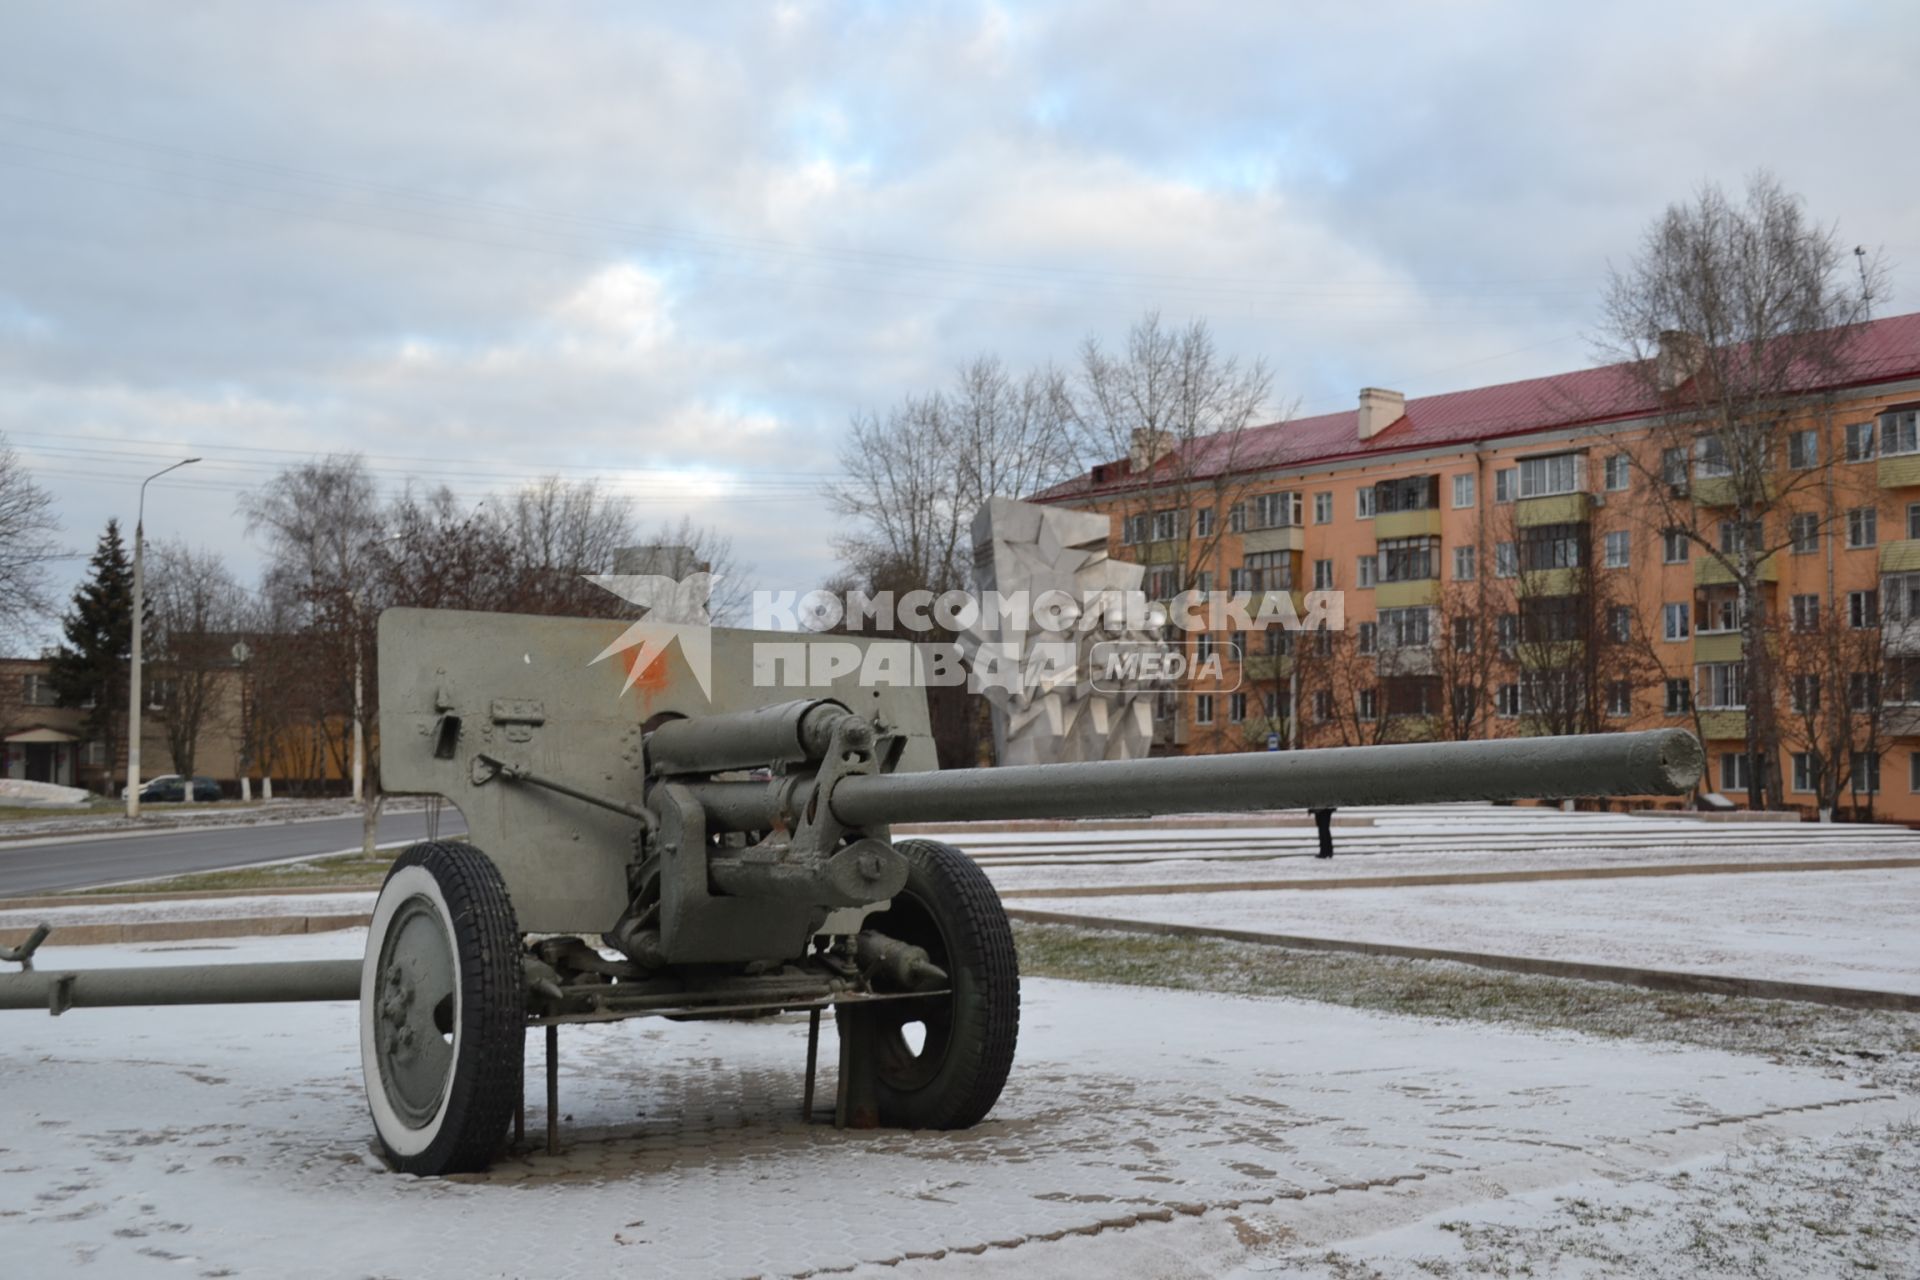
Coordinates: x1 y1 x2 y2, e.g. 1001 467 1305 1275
1357 388 1405 440
1129 427 1173 470
1656 330 1705 393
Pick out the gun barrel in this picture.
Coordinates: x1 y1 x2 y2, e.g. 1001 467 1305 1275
0 959 362 1013
826 729 1702 827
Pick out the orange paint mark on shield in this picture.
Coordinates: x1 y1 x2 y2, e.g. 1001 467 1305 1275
622 643 673 710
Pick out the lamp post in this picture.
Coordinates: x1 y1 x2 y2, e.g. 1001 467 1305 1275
127 457 201 818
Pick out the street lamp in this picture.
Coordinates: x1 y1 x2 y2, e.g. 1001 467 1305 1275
127 457 201 818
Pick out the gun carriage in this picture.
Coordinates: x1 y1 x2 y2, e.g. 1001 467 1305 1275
1 608 1704 1175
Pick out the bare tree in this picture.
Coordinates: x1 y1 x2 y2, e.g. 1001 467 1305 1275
1601 172 1883 808
489 476 641 616
1073 313 1280 601
832 355 1078 596
0 434 62 644
145 541 247 785
1429 581 1502 742
1780 588 1888 819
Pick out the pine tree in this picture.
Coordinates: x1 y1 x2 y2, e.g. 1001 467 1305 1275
49 520 135 795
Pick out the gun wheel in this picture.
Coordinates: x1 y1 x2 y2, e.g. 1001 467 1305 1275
361 841 524 1175
841 839 1020 1129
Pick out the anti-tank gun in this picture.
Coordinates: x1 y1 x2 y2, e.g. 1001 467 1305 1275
0 607 1705 1175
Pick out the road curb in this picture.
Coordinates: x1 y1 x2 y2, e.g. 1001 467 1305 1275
1008 909 1920 1012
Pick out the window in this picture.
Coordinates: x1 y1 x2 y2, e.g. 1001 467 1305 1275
1228 503 1246 533
1698 662 1744 709
1793 751 1816 793
1885 574 1920 623
1517 452 1581 498
1496 613 1519 655
1519 523 1584 572
1850 589 1879 629
1251 491 1302 530
1888 657 1920 704
1853 751 1881 794
1603 454 1630 491
1453 545 1476 581
1790 513 1819 555
1375 475 1440 513
1603 530 1630 569
1452 685 1480 720
1494 468 1516 503
1265 690 1280 717
1911 752 1920 793
1911 503 1920 541
1495 542 1517 577
1313 559 1334 590
1355 487 1377 519
1850 672 1879 711
1194 506 1215 539
1881 409 1920 457
1313 492 1333 524
1357 688 1378 721
1357 621 1377 655
1696 585 1744 634
1661 447 1688 487
1195 632 1217 662
1846 421 1876 462
1194 570 1213 594
1154 691 1175 722
1720 753 1751 793
1147 566 1178 600
1519 595 1584 644
1152 508 1183 542
1848 507 1877 548
1663 602 1690 641
1665 678 1692 714
1378 535 1439 583
1312 689 1332 722
1496 683 1522 717
1121 513 1149 545
1791 674 1820 713
84 739 107 766
1788 429 1820 470
1606 681 1632 717
1452 473 1475 508
1791 594 1820 631
1452 615 1476 653
1720 519 1761 555
1609 605 1632 643
1694 435 1732 478
1357 556 1377 588
1195 694 1214 725
1240 550 1293 592
1663 529 1691 563
20 673 55 707
1229 692 1246 723
1384 676 1440 718
1378 606 1431 649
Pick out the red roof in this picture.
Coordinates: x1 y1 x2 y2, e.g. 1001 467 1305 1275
1036 311 1920 502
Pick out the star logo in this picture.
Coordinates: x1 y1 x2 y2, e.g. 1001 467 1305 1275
582 572 718 700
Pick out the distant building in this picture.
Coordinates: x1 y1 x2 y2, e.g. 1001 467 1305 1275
1035 311 1920 820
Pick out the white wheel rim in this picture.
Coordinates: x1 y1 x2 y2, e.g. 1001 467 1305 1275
361 865 465 1158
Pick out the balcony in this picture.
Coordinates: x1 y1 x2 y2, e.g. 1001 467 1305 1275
1689 474 1775 508
1374 578 1440 609
1140 540 1185 565
1375 508 1443 540
1241 525 1304 554
1697 709 1746 740
1694 552 1777 586
1886 618 1920 657
1242 654 1292 682
1879 452 1920 489
1518 566 1580 597
1880 539 1920 574
1882 706 1920 737
1514 492 1590 527
1692 631 1744 664
1515 639 1582 670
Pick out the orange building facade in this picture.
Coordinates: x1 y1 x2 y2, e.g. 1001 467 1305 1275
1036 313 1920 822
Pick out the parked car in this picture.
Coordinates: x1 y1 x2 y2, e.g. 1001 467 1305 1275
133 775 221 803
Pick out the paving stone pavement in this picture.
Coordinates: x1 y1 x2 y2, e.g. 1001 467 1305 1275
0 934 1904 1278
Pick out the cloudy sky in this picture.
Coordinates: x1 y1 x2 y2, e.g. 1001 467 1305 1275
2 1 1915 637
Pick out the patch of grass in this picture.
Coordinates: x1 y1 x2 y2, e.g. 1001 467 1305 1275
70 849 401 896
1012 921 1920 1092
0 801 113 822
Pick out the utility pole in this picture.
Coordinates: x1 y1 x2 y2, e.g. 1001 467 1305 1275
127 457 201 819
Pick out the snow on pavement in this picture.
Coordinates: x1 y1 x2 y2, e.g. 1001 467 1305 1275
1033 866 1920 995
0 931 1909 1279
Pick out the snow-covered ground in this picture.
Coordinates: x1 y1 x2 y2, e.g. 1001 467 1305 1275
0 931 1912 1278
1028 868 1920 996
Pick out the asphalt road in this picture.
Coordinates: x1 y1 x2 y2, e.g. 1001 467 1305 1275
0 809 469 898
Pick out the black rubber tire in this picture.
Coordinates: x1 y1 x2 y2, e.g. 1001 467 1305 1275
841 839 1020 1129
363 842 525 1175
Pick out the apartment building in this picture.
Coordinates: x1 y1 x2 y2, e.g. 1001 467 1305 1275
1035 311 1920 820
